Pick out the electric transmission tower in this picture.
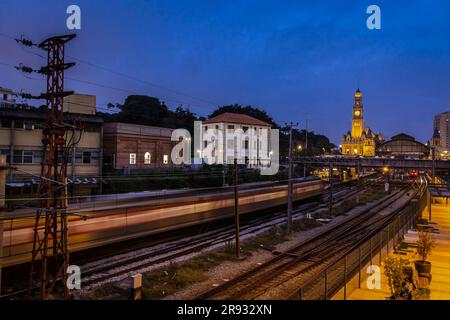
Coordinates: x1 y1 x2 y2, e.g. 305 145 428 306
16 34 76 299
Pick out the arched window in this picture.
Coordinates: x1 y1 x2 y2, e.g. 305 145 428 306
144 152 151 164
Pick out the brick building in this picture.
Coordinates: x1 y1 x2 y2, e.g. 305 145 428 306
103 122 175 170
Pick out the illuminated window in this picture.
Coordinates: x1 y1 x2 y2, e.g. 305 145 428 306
144 152 151 164
163 154 169 164
129 153 136 165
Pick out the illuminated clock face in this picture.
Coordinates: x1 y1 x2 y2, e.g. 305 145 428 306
354 110 361 116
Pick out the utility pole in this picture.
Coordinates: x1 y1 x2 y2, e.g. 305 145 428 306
286 122 298 234
329 163 333 214
0 155 6 296
17 34 76 299
233 159 240 258
222 165 226 187
305 117 308 151
303 114 309 178
432 147 436 184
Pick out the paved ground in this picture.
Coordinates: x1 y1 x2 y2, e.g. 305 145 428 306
346 197 450 300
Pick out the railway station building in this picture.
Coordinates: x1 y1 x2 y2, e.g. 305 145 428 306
376 133 430 159
341 89 383 157
103 122 175 171
0 90 103 200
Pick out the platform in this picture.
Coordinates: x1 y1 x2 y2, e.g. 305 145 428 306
346 197 450 300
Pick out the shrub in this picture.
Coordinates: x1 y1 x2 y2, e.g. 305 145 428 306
415 231 436 262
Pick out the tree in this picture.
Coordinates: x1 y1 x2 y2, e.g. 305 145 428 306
101 96 336 158
209 104 278 128
98 96 199 136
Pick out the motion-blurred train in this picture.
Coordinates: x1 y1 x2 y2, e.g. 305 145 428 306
2 178 324 267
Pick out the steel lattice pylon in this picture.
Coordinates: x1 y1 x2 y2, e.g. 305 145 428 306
29 34 76 299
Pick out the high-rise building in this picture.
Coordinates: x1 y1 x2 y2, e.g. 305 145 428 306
341 89 383 157
433 111 450 152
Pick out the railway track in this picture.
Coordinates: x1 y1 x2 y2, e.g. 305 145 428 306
194 184 413 300
77 177 380 290
1 175 379 298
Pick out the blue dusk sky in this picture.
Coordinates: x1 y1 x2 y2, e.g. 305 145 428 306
1 0 449 144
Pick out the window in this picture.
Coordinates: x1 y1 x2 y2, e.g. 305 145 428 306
12 150 38 164
144 152 151 164
244 140 249 150
75 151 97 164
129 153 136 165
243 126 249 132
23 151 33 163
24 121 34 130
227 125 234 130
83 152 91 164
0 119 12 128
204 140 208 148
13 120 23 129
33 150 43 164
163 154 169 164
204 126 208 132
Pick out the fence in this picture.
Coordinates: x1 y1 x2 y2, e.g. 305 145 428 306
290 186 427 300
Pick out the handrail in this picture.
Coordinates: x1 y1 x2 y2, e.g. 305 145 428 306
290 183 426 300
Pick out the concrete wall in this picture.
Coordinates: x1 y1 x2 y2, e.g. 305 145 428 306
63 94 96 115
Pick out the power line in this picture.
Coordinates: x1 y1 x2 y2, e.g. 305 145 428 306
1 57 215 112
67 55 221 107
0 32 221 110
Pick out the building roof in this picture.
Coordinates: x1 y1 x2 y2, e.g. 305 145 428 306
390 133 416 141
203 112 271 127
379 133 428 151
103 122 173 137
0 107 103 123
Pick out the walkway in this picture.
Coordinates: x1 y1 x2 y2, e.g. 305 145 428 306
346 197 450 300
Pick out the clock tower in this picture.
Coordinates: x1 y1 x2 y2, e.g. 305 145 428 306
351 89 364 138
342 89 382 157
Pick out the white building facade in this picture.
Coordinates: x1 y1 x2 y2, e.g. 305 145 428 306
201 112 272 167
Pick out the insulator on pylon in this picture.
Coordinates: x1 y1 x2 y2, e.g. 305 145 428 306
15 65 34 73
15 38 34 47
18 92 33 99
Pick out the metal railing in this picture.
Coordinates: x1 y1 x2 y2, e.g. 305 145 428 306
289 186 427 300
